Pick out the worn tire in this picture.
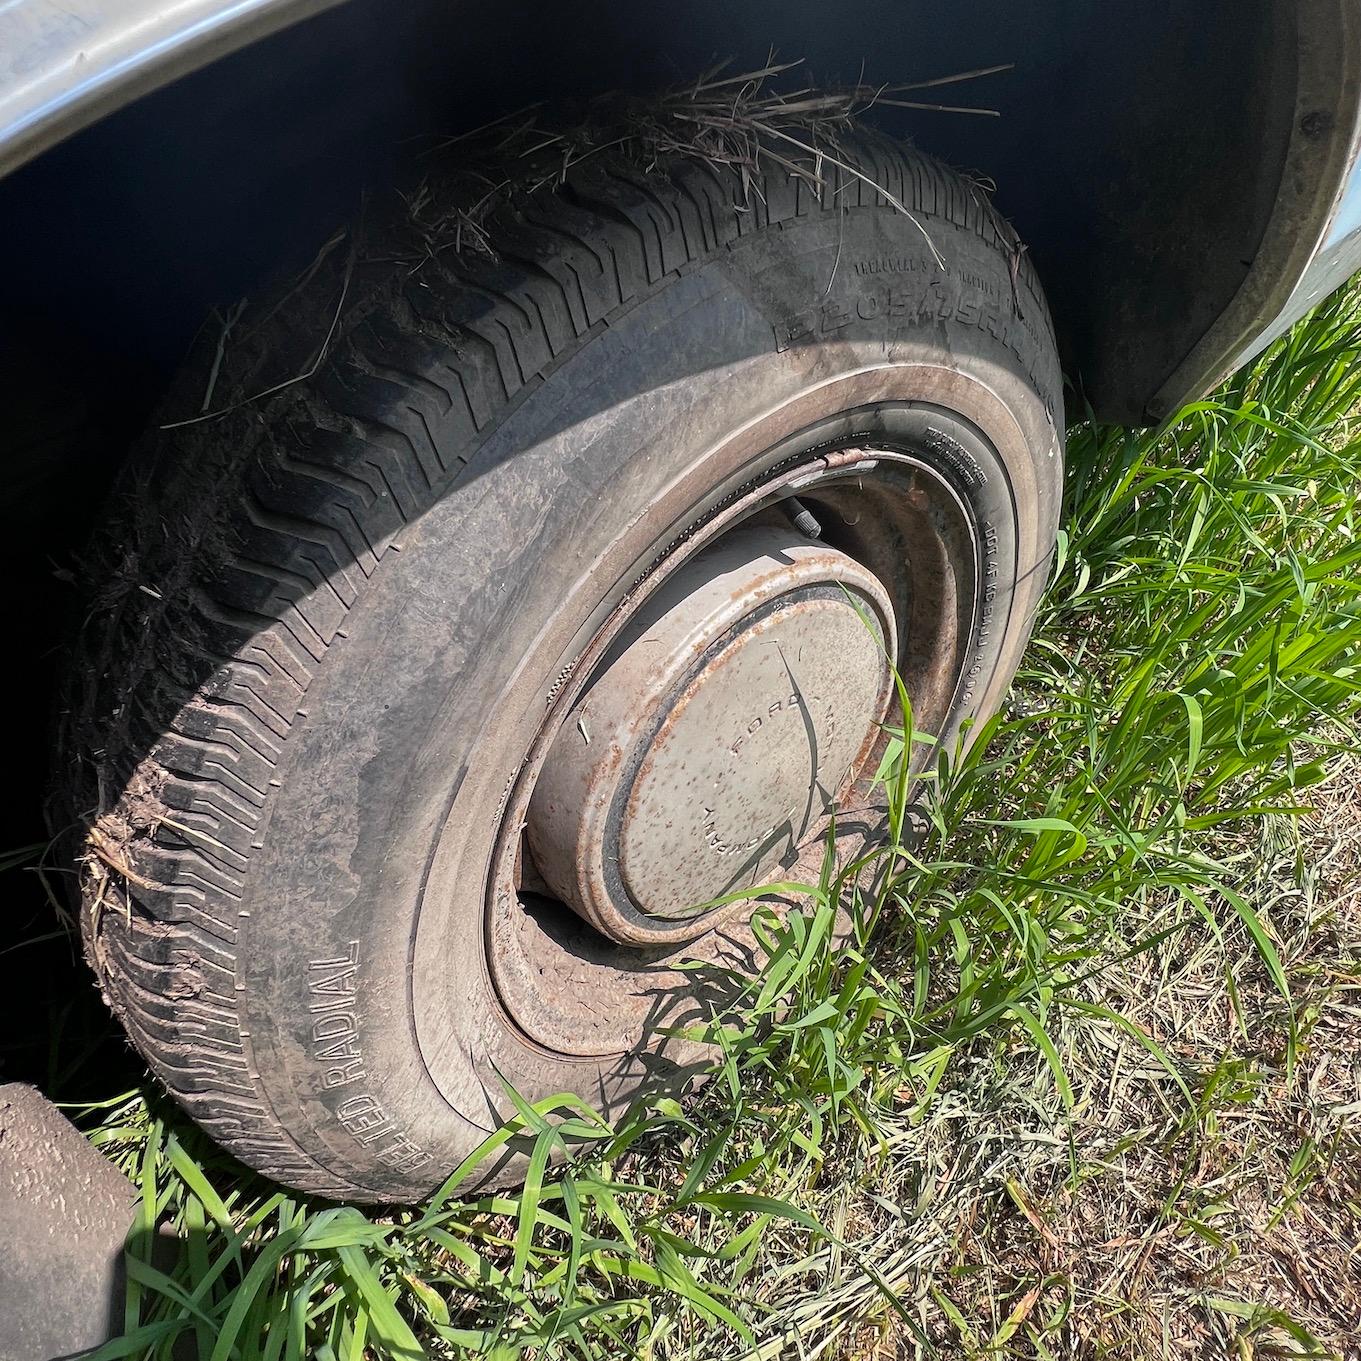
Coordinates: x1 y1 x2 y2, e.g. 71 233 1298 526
61 130 1063 1202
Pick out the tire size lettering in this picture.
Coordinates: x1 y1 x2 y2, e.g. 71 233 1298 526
959 520 1003 708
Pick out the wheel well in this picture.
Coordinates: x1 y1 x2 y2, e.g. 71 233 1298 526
0 0 1301 426
0 0 1300 858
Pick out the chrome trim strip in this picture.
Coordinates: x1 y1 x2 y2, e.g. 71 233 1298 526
0 0 343 178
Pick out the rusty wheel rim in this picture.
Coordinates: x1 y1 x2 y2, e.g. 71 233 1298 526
481 420 983 1060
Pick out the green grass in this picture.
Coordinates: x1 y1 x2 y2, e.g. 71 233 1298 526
65 282 1361 1359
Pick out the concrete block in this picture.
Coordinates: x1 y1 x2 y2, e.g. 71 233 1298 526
0 1083 137 1360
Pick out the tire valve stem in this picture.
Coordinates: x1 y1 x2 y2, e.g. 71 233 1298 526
786 497 822 539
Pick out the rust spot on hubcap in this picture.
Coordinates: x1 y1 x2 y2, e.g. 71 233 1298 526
526 525 897 946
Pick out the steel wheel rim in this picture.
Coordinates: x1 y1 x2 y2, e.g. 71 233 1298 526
478 409 986 1061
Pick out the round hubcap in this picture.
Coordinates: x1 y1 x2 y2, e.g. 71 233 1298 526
526 526 897 946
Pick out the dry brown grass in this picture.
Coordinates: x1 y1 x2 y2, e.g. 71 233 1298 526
399 59 1008 263
834 758 1361 1360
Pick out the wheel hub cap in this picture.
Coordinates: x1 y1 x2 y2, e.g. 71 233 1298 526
526 525 897 946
